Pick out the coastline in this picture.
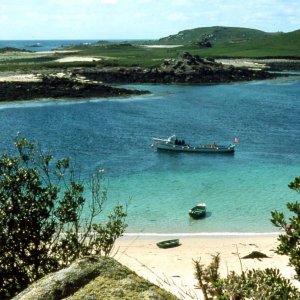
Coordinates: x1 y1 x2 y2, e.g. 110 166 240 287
122 231 280 237
114 234 298 299
0 53 298 103
0 75 149 102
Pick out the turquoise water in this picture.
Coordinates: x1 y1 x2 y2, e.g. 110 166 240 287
0 75 300 234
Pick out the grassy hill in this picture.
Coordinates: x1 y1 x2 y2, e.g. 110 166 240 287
67 28 300 63
157 26 282 45
155 26 300 58
181 29 300 58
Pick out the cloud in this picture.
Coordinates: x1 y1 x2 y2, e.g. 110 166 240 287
171 0 193 5
48 0 118 5
99 0 118 4
167 12 189 22
0 0 299 39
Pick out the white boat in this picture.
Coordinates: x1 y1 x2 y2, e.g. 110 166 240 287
152 135 235 153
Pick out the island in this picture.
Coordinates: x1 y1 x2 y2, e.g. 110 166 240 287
0 74 149 102
0 26 299 101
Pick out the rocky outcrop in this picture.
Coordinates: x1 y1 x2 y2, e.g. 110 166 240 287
0 53 286 102
0 75 149 102
13 256 179 300
80 52 279 84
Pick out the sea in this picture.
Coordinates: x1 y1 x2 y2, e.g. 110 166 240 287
1 40 300 236
0 39 141 52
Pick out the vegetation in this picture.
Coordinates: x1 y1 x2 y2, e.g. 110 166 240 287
62 43 177 68
0 47 31 53
157 26 277 45
185 29 300 58
194 255 299 299
0 136 127 299
60 28 300 66
271 176 300 280
194 176 300 299
0 27 299 72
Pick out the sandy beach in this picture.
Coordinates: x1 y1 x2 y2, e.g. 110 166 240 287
54 56 101 63
114 234 298 299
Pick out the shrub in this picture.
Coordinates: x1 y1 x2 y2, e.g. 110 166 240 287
194 255 300 300
271 176 300 280
0 136 127 299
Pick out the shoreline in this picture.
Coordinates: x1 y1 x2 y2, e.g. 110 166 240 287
122 231 280 238
0 75 149 102
114 234 298 299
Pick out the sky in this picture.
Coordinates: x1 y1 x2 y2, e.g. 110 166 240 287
0 0 299 40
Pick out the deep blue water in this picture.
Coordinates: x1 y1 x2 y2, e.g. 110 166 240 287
0 75 299 234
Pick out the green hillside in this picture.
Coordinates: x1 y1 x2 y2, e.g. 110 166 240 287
66 28 299 66
157 26 281 45
184 29 300 58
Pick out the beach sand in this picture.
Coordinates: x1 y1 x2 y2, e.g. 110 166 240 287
114 234 298 299
54 56 101 63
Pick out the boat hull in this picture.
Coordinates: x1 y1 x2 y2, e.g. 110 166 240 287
156 239 180 249
155 144 235 153
189 211 206 219
189 204 206 219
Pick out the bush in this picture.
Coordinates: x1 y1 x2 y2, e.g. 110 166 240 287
194 255 300 300
0 136 127 299
271 176 300 280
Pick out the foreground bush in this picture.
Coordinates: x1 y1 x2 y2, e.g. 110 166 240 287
271 176 300 280
0 136 127 299
194 254 300 300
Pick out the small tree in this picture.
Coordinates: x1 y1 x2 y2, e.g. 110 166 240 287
0 136 127 299
271 176 300 280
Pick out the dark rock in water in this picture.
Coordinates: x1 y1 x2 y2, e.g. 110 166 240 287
0 75 149 102
242 251 270 259
13 256 179 300
80 52 279 84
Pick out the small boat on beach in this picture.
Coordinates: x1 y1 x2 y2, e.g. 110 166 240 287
156 239 180 249
151 135 235 154
189 203 207 219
